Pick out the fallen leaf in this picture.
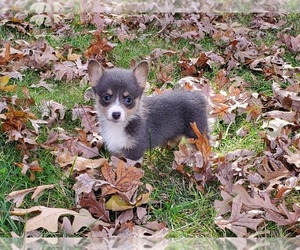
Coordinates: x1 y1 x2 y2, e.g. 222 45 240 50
0 42 23 65
265 203 300 226
256 156 290 181
105 192 146 211
56 150 106 172
40 100 66 126
189 122 211 160
6 185 55 207
101 159 144 196
272 82 300 111
85 30 116 60
0 75 17 92
11 206 79 232
72 208 110 233
214 190 233 216
137 206 147 220
215 195 264 237
283 145 300 169
14 160 43 181
79 191 110 222
117 209 134 224
262 118 294 137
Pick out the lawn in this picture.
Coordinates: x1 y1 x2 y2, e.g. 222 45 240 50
1 3 300 238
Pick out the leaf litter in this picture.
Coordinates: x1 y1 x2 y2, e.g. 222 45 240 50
1 5 300 237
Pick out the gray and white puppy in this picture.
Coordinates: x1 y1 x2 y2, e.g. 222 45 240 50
87 59 208 161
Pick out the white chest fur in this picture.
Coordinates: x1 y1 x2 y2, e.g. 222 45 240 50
100 119 135 154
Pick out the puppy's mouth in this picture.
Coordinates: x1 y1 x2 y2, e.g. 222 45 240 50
107 116 126 124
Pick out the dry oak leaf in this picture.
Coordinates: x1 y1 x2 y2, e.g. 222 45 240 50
6 185 55 207
262 118 294 137
272 82 300 111
73 173 97 195
283 145 300 169
101 159 144 196
0 42 24 65
189 122 211 163
56 151 106 172
72 208 110 233
232 184 280 212
0 75 17 92
85 30 116 59
215 195 264 237
2 106 36 132
73 173 112 197
79 191 110 222
265 203 300 226
14 160 43 181
117 209 134 225
11 206 79 233
40 100 66 126
256 156 290 181
11 206 109 233
214 190 233 216
106 184 153 211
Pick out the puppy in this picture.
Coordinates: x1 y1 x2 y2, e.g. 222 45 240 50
87 60 208 161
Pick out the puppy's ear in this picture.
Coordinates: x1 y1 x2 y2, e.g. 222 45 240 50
133 61 149 89
87 59 103 87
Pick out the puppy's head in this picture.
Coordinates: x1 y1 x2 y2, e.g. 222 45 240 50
87 60 149 124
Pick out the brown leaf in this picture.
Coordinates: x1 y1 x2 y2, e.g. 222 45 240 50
53 61 77 82
79 191 110 222
189 122 211 163
11 206 109 233
256 156 290 181
178 58 198 77
117 209 134 224
101 159 144 196
215 195 264 237
72 105 99 133
40 100 66 126
213 69 230 89
264 110 297 123
0 42 24 65
150 48 176 60
214 190 233 216
2 106 36 132
14 160 43 181
280 33 300 53
6 185 55 207
283 145 300 169
72 208 110 234
73 173 97 195
11 206 78 233
56 150 106 172
265 203 300 226
136 206 147 220
173 122 213 187
85 31 116 60
272 82 300 111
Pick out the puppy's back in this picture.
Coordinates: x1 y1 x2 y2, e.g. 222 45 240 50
143 90 208 145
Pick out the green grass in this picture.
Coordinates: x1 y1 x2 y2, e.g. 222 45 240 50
1 12 300 238
142 148 223 237
0 134 75 237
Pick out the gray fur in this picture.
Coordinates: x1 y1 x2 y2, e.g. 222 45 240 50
123 91 208 160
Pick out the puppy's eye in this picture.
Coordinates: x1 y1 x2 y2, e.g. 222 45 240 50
124 96 133 105
102 94 111 103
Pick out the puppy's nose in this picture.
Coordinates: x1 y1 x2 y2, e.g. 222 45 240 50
112 112 121 120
